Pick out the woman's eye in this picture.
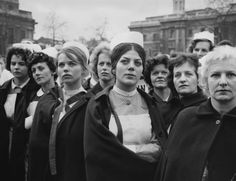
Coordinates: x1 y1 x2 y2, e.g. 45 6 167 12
69 62 77 66
227 73 236 78
210 73 220 78
120 59 128 64
174 73 181 78
58 63 64 68
134 61 142 66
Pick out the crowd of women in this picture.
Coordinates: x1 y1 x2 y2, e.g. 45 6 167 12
0 30 235 181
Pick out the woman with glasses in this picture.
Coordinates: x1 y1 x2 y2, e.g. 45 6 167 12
0 46 39 181
28 42 92 181
84 32 167 181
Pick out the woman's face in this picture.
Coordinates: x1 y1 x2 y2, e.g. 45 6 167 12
57 53 84 87
208 58 236 105
97 53 113 82
173 62 198 97
151 64 169 89
31 62 54 87
10 54 28 81
115 49 143 91
193 41 210 59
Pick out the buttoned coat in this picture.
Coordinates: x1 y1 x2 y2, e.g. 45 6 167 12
156 99 236 181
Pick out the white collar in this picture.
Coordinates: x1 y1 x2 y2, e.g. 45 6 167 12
11 78 30 89
37 88 45 97
90 76 97 87
112 85 137 97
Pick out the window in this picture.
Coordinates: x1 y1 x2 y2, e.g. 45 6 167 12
21 30 25 40
143 34 147 41
169 29 175 38
8 28 14 43
153 33 159 41
188 29 193 37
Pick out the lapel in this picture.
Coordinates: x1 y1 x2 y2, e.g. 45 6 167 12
57 92 92 129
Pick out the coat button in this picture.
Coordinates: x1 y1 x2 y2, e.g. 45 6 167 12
216 120 221 124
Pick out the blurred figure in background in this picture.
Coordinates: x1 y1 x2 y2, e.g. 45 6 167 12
0 55 13 85
89 41 114 95
187 31 214 61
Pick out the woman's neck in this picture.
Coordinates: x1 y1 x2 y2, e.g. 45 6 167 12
211 98 236 116
154 87 170 101
115 82 136 92
41 79 55 93
99 79 114 89
13 76 29 86
64 80 82 91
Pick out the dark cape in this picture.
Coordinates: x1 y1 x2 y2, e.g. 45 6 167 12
84 86 167 181
0 78 39 181
28 86 92 181
155 99 236 181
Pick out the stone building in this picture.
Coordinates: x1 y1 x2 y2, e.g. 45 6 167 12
129 0 236 56
0 0 36 55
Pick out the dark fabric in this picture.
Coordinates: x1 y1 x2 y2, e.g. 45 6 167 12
168 90 207 132
82 77 93 91
155 99 236 181
150 89 207 131
84 86 167 181
28 86 92 181
87 82 103 96
0 78 39 181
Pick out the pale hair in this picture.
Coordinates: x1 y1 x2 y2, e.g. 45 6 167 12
200 45 236 94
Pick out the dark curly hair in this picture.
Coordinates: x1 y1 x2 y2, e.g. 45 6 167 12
28 52 57 80
111 43 146 72
6 47 32 71
143 54 170 88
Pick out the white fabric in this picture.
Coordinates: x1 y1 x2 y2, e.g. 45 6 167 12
4 79 30 119
4 94 17 119
109 114 152 146
0 69 13 85
110 31 144 50
58 86 87 121
63 41 89 61
193 31 214 45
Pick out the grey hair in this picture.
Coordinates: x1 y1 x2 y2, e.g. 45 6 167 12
200 45 236 94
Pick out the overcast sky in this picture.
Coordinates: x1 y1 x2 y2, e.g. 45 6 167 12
19 0 207 41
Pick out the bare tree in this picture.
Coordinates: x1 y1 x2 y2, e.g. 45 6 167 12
76 18 110 52
44 12 67 46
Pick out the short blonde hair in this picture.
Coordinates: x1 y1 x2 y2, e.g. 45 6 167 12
200 45 236 94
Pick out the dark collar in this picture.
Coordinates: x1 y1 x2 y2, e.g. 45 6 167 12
180 90 207 107
197 99 236 119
